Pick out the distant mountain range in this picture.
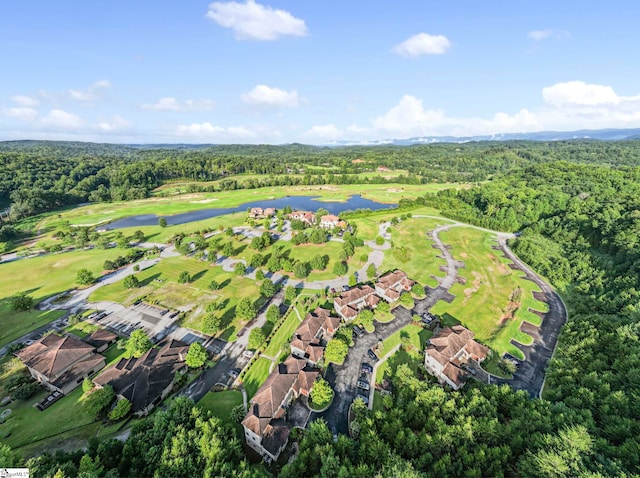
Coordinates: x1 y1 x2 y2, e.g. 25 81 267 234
328 128 640 146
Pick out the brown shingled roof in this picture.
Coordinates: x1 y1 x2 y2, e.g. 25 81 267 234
334 285 376 308
84 329 117 349
16 334 95 378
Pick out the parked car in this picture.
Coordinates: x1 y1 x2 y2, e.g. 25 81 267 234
367 349 379 362
342 285 350 291
357 379 370 391
353 325 364 337
356 391 369 405
229 368 241 379
243 350 254 358
461 363 477 376
361 362 373 374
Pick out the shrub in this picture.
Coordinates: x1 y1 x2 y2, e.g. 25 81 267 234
108 398 132 421
14 382 40 400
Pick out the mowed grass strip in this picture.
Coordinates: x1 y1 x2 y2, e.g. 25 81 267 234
431 227 548 359
242 357 273 399
375 324 430 384
263 310 302 358
89 255 262 342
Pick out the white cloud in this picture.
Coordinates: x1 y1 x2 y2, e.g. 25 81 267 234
528 30 552 41
4 107 38 121
304 124 342 139
98 115 131 131
69 80 111 102
11 95 39 107
142 97 215 111
542 81 622 107
176 122 257 140
393 33 451 57
241 85 304 107
206 0 307 41
41 109 84 129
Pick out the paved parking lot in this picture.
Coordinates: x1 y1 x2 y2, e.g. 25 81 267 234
96 302 179 339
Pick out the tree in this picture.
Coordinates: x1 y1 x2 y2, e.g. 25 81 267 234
367 263 377 279
133 230 145 242
84 385 115 417
208 280 220 290
359 309 374 330
123 275 140 289
0 443 22 468
333 261 348 276
222 242 234 257
375 236 386 246
108 398 132 421
234 262 246 275
311 254 328 270
125 330 152 358
294 261 310 278
248 328 266 350
235 298 256 321
325 339 349 365
76 268 95 285
230 404 245 423
10 292 34 312
348 273 357 287
285 286 297 302
255 269 265 280
411 283 424 297
377 300 390 314
82 377 94 393
260 279 276 298
185 342 208 368
399 292 414 308
178 271 191 284
310 378 333 408
103 259 116 270
250 253 265 267
159 217 167 228
203 314 223 335
266 304 281 323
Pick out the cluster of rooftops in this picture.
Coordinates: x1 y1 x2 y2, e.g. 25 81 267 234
247 207 348 229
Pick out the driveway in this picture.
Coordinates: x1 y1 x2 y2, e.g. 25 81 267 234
491 237 568 397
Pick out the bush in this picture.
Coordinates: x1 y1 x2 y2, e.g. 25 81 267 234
13 381 40 400
103 260 116 271
108 398 132 421
82 377 94 393
375 236 385 246
159 218 167 228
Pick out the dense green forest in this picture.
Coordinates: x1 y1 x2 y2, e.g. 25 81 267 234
2 143 640 476
3 139 640 218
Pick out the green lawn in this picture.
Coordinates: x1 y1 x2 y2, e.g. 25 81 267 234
89 255 263 342
0 248 118 347
197 390 243 421
350 206 443 242
430 227 548 359
379 217 452 288
0 384 100 451
375 324 430 384
263 310 302 358
242 357 273 399
64 321 100 338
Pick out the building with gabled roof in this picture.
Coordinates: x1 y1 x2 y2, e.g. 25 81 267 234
288 210 316 226
242 355 320 462
290 307 340 366
375 270 415 302
15 334 106 394
249 207 276 219
424 325 490 390
93 339 189 416
333 285 380 321
84 329 118 353
319 214 347 230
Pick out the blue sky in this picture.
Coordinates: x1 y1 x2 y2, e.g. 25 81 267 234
1 0 639 144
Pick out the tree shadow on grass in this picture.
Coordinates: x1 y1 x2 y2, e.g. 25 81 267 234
191 269 208 282
383 348 421 382
440 312 461 327
139 273 162 287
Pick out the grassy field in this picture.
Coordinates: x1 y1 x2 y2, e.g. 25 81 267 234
197 390 243 422
64 320 100 338
89 255 263 342
350 206 444 242
242 357 273 399
379 217 452 288
0 248 122 347
430 227 548 359
263 309 302 358
375 324 430 384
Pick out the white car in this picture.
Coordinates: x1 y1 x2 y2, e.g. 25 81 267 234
243 350 254 358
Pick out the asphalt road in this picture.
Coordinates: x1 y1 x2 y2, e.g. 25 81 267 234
491 237 568 397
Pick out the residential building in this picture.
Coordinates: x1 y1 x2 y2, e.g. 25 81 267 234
319 214 347 230
93 339 189 416
375 270 415 302
84 329 118 353
424 325 489 390
333 285 380 321
249 207 276 219
15 334 106 394
243 356 319 461
290 307 340 366
288 210 316 226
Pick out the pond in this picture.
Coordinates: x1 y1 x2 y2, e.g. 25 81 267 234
103 194 395 230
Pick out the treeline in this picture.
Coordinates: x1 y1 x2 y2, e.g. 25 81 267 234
3 139 640 218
